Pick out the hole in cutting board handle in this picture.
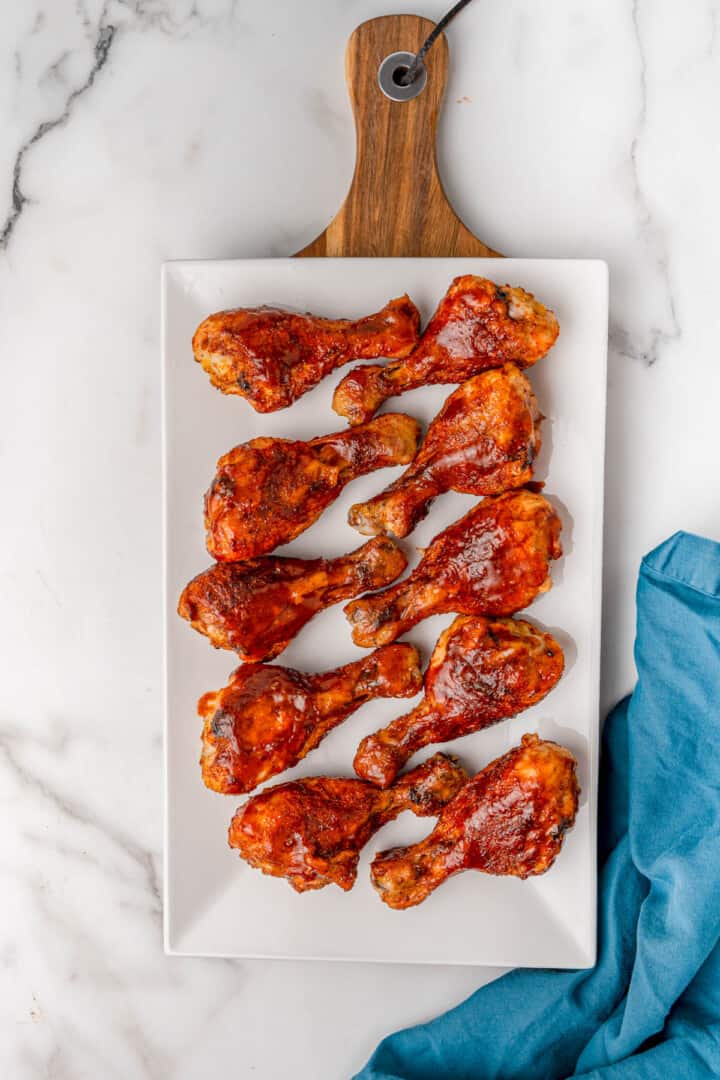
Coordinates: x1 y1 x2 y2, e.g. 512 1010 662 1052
378 50 427 101
293 14 500 256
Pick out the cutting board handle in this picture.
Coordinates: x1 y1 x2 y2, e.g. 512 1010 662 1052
295 14 500 258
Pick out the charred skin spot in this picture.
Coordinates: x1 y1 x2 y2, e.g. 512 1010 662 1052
373 605 396 628
213 473 236 500
408 787 428 808
211 709 235 737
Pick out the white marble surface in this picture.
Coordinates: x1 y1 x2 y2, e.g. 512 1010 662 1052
2 1 720 1077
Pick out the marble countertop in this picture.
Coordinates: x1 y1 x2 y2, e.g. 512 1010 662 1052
2 1 719 1077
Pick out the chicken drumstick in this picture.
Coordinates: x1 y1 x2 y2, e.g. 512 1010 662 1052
348 364 541 538
354 615 564 787
371 734 579 909
333 276 559 425
193 295 420 412
199 644 423 794
178 535 407 662
228 752 468 892
205 413 420 561
345 490 562 647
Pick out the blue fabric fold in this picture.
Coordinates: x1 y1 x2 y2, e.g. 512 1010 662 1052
356 531 720 1080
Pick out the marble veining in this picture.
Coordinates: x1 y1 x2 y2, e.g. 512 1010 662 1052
2 22 115 248
2 1 720 1077
615 0 681 367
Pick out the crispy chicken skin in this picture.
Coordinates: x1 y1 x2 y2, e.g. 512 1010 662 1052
333 276 559 425
193 295 421 412
204 413 421 562
228 753 468 892
354 616 564 787
371 734 579 909
348 364 541 538
199 644 423 795
177 536 407 662
345 490 562 647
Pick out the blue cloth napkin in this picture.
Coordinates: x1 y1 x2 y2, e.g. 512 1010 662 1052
356 531 720 1080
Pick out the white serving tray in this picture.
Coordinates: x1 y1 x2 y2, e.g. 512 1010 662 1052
163 258 608 965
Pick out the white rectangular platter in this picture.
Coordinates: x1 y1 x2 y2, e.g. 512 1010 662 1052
163 258 608 966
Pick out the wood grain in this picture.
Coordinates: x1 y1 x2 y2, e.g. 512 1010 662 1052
295 14 500 258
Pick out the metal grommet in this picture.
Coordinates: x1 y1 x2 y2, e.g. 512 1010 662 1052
377 51 427 102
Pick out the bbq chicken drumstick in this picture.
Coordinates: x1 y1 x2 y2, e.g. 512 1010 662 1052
345 490 562 647
199 644 423 794
228 753 468 892
354 615 564 787
333 276 559 425
178 536 406 662
205 413 420 561
371 734 579 909
348 364 541 538
193 295 420 411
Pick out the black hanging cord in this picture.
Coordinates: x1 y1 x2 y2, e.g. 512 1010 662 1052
399 0 476 86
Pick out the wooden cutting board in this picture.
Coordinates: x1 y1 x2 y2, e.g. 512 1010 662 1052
295 14 500 259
